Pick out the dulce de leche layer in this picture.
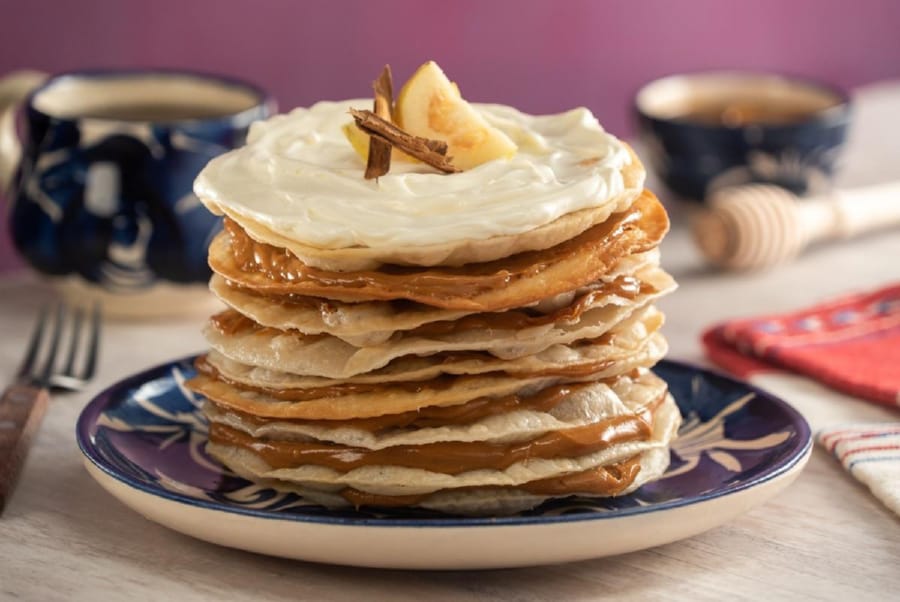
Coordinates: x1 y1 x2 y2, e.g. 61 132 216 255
340 455 643 508
201 355 646 434
210 190 669 311
211 272 655 341
208 411 653 476
207 389 664 508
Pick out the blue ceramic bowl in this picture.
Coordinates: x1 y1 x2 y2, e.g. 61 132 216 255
635 72 851 201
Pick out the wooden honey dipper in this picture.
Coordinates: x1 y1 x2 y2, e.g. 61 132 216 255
691 182 900 269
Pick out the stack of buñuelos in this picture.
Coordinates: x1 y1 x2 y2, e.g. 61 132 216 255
188 62 679 515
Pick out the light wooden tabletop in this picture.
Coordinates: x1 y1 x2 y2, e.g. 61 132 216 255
1 83 899 601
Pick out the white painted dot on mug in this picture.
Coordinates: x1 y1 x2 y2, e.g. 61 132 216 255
0 420 17 430
84 162 120 217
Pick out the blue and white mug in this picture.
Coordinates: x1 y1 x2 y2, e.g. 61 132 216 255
0 69 273 317
635 72 851 202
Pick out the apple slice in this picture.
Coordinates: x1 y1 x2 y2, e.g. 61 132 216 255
342 122 418 163
395 61 517 170
342 122 371 160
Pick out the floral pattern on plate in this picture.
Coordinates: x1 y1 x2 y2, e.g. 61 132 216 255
77 357 811 525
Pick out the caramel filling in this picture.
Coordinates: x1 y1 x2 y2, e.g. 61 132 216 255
339 455 643 508
204 378 600 434
223 194 657 298
208 412 652 475
223 273 655 340
195 354 457 402
209 272 652 341
205 307 628 381
522 456 643 495
196 354 661 429
209 311 335 344
401 275 654 338
210 310 277 337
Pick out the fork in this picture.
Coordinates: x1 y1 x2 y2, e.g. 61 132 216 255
0 301 101 514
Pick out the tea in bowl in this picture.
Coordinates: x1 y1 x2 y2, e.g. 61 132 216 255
634 71 851 201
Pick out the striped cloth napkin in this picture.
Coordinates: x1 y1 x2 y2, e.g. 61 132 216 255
702 283 900 515
818 425 900 514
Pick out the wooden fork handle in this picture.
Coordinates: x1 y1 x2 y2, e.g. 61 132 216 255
0 384 50 514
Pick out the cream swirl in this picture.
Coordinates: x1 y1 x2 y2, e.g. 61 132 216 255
194 100 636 249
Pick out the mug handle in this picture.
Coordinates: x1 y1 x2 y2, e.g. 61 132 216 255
0 70 48 194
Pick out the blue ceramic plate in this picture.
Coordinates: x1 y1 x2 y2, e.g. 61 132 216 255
77 357 811 569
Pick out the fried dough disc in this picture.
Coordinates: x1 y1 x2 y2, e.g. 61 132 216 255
204 300 666 379
201 149 645 272
204 332 667 396
203 311 667 389
234 442 671 516
209 249 661 346
204 370 668 449
208 190 669 311
205 393 680 508
211 442 672 515
205 266 673 368
189 337 667 423
190 371 572 421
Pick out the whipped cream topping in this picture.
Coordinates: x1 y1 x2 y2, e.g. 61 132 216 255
194 100 636 249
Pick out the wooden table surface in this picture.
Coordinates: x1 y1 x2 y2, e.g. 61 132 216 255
1 84 899 601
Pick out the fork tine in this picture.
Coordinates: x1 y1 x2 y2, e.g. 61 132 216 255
79 302 102 381
16 304 48 380
37 303 66 387
61 306 84 376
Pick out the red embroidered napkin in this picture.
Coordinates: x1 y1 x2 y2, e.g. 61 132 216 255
702 283 900 407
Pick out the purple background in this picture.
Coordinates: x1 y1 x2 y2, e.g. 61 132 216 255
2 0 900 271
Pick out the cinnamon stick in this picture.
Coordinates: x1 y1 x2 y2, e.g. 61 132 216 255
350 108 460 174
365 65 394 180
